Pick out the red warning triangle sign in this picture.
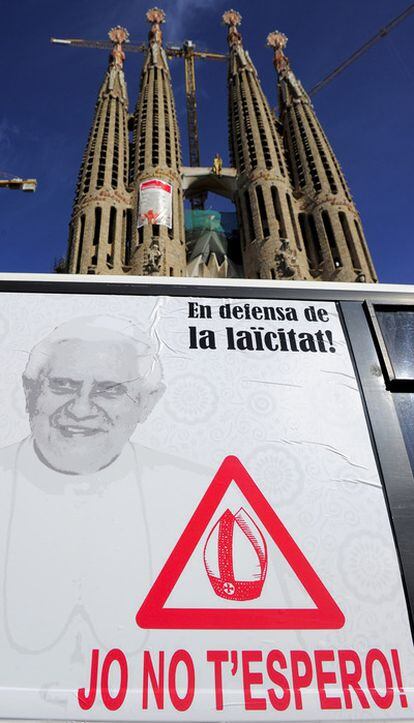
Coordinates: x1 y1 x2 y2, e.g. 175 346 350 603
136 456 345 630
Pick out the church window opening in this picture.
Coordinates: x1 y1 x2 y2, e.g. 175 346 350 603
92 207 102 246
286 193 301 250
244 190 255 243
124 209 132 266
308 214 323 267
255 186 269 238
322 210 342 268
107 206 117 265
168 211 174 239
271 186 286 240
299 213 322 272
339 211 360 270
111 100 120 189
75 215 86 274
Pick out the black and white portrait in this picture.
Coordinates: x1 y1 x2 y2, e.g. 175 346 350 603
0 312 208 706
21 315 164 475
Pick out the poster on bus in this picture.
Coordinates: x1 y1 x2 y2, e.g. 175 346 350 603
0 290 412 721
137 178 172 228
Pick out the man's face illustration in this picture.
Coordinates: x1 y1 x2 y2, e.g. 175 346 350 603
28 338 148 474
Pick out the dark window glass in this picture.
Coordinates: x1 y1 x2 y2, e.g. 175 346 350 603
377 309 414 380
392 394 414 475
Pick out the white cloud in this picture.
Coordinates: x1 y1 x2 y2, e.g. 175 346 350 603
165 0 223 41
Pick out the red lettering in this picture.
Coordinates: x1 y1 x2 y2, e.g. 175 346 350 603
101 649 128 711
365 649 393 709
168 650 195 711
207 650 228 710
314 650 342 710
291 650 312 709
338 649 370 709
266 650 291 711
78 648 99 710
142 651 164 710
242 651 266 711
391 649 408 708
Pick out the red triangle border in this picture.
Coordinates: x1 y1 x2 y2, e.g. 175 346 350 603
136 455 345 630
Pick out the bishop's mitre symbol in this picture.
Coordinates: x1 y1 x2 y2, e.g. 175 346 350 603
203 507 268 601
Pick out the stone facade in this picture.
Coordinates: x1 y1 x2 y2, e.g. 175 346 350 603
65 9 377 283
268 30 377 282
130 8 186 278
224 10 310 281
67 27 132 275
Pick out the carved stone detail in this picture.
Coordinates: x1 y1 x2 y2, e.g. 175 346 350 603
274 239 300 279
108 26 129 68
223 9 243 47
143 237 162 275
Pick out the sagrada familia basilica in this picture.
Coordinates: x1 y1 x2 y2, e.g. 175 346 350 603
62 8 377 282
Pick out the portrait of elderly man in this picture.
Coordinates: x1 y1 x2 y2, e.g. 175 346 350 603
22 315 164 475
0 315 208 690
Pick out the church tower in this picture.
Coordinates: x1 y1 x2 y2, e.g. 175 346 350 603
63 7 378 283
67 27 132 275
130 8 186 277
267 31 377 282
224 10 310 281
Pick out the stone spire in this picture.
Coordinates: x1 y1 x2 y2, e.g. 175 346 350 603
224 10 310 280
67 26 133 275
130 7 186 277
268 31 377 282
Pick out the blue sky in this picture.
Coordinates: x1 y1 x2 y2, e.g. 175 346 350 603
1 0 413 282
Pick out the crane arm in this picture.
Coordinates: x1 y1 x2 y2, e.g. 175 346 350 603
50 38 146 53
309 3 414 96
0 179 37 192
193 51 227 61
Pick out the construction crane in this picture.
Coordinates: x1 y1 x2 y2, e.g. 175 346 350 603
0 171 36 192
309 3 414 96
51 35 226 194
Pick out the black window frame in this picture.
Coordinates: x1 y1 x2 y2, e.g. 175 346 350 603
365 301 414 389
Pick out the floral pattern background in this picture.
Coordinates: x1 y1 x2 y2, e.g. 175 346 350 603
0 291 412 720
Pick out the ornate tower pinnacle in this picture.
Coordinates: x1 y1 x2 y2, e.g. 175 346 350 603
267 31 289 76
224 10 310 280
130 7 186 277
108 25 129 68
146 7 165 46
66 26 132 275
268 29 377 282
223 9 243 46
